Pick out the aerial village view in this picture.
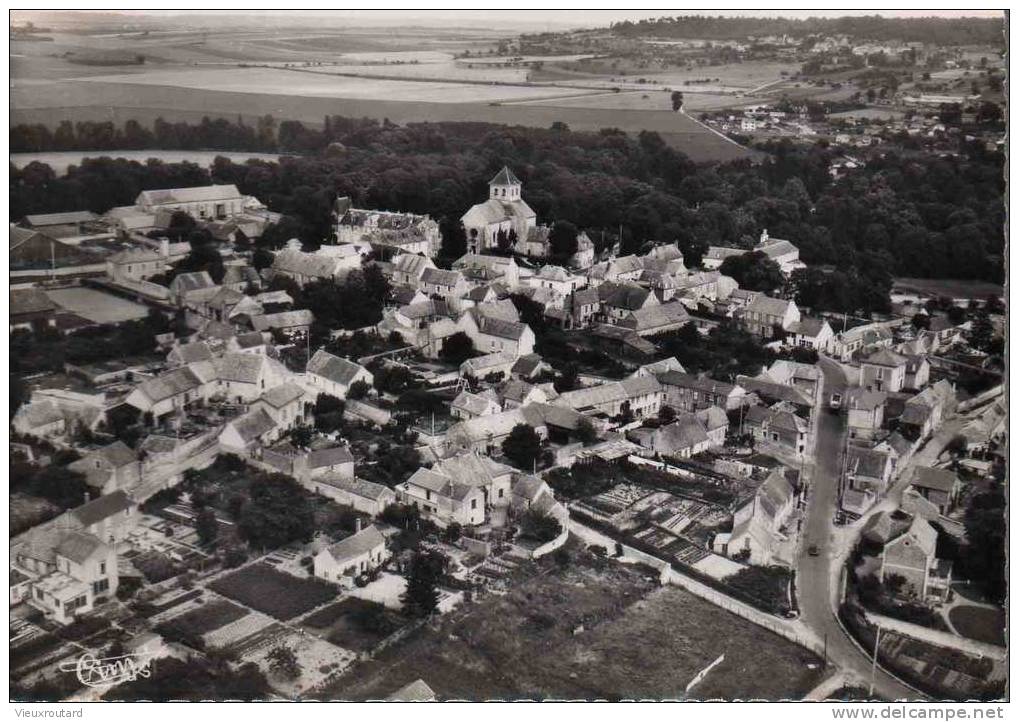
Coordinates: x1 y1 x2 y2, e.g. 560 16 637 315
7 8 1008 708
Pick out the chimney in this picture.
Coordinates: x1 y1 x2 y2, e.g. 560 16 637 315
160 238 170 258
355 518 362 534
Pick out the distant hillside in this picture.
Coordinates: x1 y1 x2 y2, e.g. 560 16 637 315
610 15 1005 47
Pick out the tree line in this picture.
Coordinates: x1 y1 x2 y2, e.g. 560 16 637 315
10 114 1005 315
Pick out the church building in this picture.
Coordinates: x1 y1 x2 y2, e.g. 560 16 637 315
461 167 537 254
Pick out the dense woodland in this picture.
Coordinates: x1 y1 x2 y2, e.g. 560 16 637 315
609 15 1005 46
10 115 1005 316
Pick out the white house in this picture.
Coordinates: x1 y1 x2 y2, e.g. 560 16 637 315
305 350 374 400
313 524 389 587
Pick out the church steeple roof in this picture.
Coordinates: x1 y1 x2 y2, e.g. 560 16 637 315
489 166 521 186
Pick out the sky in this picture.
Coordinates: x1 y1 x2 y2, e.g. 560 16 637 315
14 9 1006 32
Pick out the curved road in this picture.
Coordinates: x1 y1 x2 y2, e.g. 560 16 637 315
796 358 922 700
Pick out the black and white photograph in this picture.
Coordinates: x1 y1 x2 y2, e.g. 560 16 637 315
7 7 1008 707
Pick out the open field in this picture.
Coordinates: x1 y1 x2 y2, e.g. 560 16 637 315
520 89 766 112
948 606 1006 646
300 597 406 652
209 562 339 621
46 287 151 324
322 546 822 701
72 67 600 104
892 277 1005 300
11 81 755 164
11 150 283 174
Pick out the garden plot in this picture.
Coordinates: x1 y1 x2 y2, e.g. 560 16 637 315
204 609 279 651
248 630 358 699
156 599 250 645
299 597 406 653
209 562 339 621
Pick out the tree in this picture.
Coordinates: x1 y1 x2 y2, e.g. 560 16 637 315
439 332 475 365
518 508 562 544
11 374 27 419
719 251 785 293
962 490 1005 603
401 549 445 618
313 393 345 433
576 417 599 445
501 423 542 471
911 313 930 331
195 508 219 546
548 220 579 260
347 379 370 400
238 474 315 550
659 405 677 424
671 91 684 111
267 645 301 680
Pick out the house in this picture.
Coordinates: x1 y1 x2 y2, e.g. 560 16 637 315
170 271 219 307
498 379 553 410
898 380 956 441
461 167 537 253
229 331 272 356
19 530 119 624
10 226 105 275
715 468 795 565
860 348 908 393
460 310 535 358
167 341 214 367
218 408 278 452
588 255 644 284
396 452 517 526
10 288 58 332
306 350 373 400
271 248 358 287
125 366 205 423
832 323 894 362
510 353 552 382
451 391 502 420
530 265 585 298
386 680 437 702
600 283 658 322
419 268 469 300
11 400 67 437
629 414 712 458
251 382 307 432
879 517 952 604
902 355 931 391
736 295 801 338
452 253 520 290
443 405 548 456
845 445 895 503
336 202 440 256
657 371 745 413
787 317 834 353
460 351 516 381
67 442 141 495
618 301 691 337
311 476 395 517
845 389 887 440
135 184 245 219
313 524 389 587
744 406 809 457
909 467 961 515
560 287 602 329
206 353 290 404
755 230 805 275
556 375 663 421
695 406 730 447
702 245 745 270
250 310 314 342
21 210 103 238
106 246 166 283
390 253 435 286
760 360 821 402
69 490 139 545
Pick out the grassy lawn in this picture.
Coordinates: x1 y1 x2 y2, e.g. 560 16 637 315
300 597 405 652
949 605 1006 646
317 545 821 700
210 563 338 621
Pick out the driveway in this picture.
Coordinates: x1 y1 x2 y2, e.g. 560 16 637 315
795 361 921 700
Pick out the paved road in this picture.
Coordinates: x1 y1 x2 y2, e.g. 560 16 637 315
796 359 921 701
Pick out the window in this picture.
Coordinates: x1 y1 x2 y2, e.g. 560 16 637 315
426 490 431 501
471 499 477 510
99 561 106 575
498 488 504 498
93 578 109 595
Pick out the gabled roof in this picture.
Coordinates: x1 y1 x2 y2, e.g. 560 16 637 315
472 310 530 341
910 466 959 494
324 524 386 563
272 249 343 278
259 382 305 409
659 371 737 397
72 490 134 528
695 405 729 431
135 366 203 403
887 516 937 558
847 446 891 479
95 441 138 468
657 415 709 451
307 350 368 387
55 532 105 564
742 294 793 317
251 309 314 331
24 211 99 227
10 288 57 316
757 468 795 520
170 271 215 293
489 166 521 186
619 302 690 333
169 341 214 365
213 353 265 384
307 445 355 468
452 390 501 417
420 267 463 288
863 348 908 368
137 184 241 206
317 475 393 502
789 316 830 337
392 253 434 277
227 408 277 443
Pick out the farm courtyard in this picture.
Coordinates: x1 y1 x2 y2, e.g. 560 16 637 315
320 544 823 701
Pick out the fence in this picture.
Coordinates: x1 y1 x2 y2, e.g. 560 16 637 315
863 611 1006 661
